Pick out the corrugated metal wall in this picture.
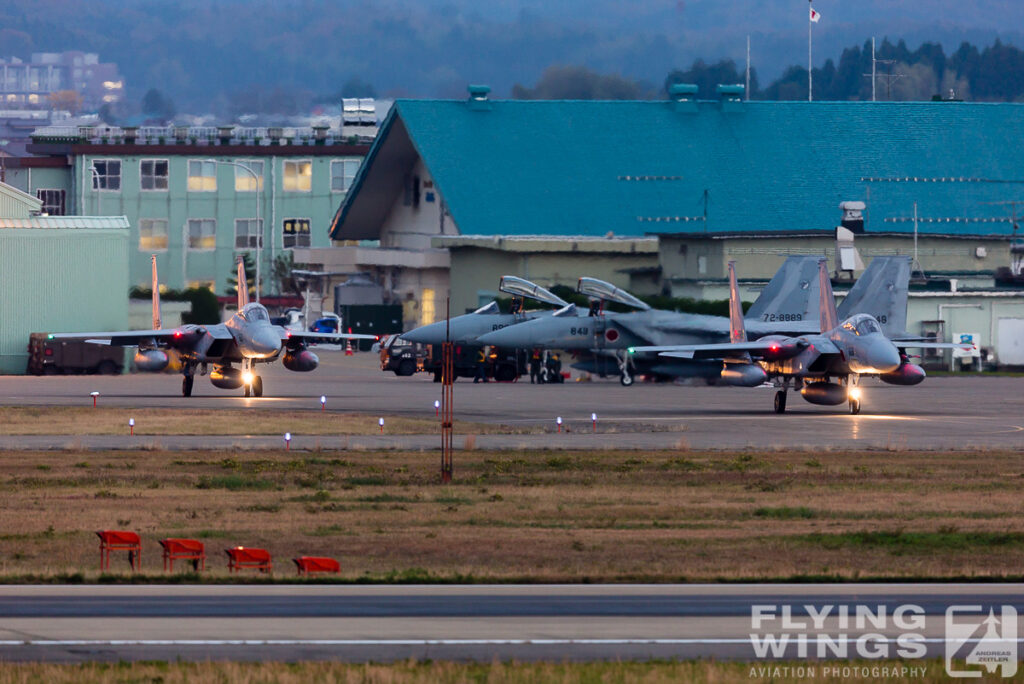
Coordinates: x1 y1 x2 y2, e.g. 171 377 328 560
0 229 128 374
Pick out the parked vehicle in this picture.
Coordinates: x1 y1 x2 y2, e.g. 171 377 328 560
379 334 424 376
27 333 124 375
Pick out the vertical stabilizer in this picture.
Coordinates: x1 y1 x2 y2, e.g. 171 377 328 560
727 261 747 343
836 256 910 337
818 259 839 332
237 259 249 310
746 255 821 323
151 255 162 330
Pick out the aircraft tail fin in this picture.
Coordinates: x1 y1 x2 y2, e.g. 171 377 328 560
150 254 162 330
727 261 747 343
237 258 249 309
836 256 910 337
746 255 821 323
818 259 839 332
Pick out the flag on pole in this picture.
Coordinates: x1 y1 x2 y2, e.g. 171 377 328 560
809 7 821 22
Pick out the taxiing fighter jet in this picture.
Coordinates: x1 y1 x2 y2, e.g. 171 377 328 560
50 257 375 397
631 260 971 414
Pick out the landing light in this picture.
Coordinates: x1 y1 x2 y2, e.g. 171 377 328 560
849 387 862 401
242 371 254 385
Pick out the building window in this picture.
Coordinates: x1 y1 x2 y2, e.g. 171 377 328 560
421 288 435 326
283 160 312 192
140 159 169 191
91 159 121 191
139 219 169 251
36 189 65 215
187 219 216 250
187 160 217 192
234 160 264 192
698 255 707 275
282 218 310 248
234 218 263 249
331 159 360 192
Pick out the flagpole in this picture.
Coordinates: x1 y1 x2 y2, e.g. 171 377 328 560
808 0 813 102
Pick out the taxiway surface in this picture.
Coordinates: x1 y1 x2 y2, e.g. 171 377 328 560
1 584 1021 662
1 354 1021 450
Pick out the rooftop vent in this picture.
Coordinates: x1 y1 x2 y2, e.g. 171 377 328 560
839 200 866 234
467 84 492 110
716 84 744 113
668 83 698 113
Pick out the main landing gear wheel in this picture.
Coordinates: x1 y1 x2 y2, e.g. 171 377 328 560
620 371 634 387
253 376 263 398
849 397 861 415
182 375 194 397
774 390 787 414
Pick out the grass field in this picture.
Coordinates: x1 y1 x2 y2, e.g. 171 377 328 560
0 660 955 683
0 446 1022 581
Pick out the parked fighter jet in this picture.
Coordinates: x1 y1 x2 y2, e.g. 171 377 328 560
631 260 971 414
50 257 375 397
400 276 571 345
478 255 825 384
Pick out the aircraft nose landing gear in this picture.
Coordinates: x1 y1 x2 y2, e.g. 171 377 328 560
849 397 861 414
773 389 787 414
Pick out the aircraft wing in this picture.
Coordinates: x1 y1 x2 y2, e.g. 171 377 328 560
894 341 974 351
633 337 832 360
51 329 187 346
50 325 235 347
632 340 796 359
281 330 378 342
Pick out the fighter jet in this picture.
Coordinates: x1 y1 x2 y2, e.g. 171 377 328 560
400 276 571 345
631 260 971 414
477 255 826 385
50 257 375 397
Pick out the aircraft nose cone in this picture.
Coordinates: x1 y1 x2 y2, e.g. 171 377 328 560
402 321 446 344
250 328 282 357
869 338 901 373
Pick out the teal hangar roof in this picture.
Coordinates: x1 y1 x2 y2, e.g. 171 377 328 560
331 96 1024 241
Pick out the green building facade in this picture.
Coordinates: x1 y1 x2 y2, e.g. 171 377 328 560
9 128 369 294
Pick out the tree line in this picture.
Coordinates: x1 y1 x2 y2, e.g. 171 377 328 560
514 39 1024 103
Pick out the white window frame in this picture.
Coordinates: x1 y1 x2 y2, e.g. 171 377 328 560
234 218 264 250
138 218 169 252
282 159 312 193
36 188 65 215
91 158 121 192
139 158 169 192
234 159 264 192
330 158 360 193
187 160 217 192
282 217 311 249
186 218 217 251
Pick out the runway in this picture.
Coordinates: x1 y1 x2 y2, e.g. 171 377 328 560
1 355 1022 450
1 584 1021 662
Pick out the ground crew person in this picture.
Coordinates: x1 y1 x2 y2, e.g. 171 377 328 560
529 348 542 384
474 346 489 383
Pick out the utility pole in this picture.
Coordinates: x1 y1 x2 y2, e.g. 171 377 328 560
808 0 813 101
872 37 876 101
746 35 751 100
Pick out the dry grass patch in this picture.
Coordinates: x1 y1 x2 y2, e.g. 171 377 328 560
0 660 956 684
1 448 1023 581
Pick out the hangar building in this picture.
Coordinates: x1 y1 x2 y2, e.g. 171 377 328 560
305 87 1024 361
